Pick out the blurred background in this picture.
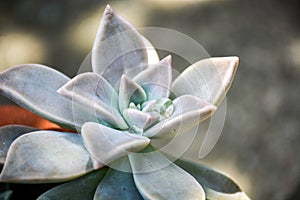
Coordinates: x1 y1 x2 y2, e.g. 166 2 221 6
0 0 299 199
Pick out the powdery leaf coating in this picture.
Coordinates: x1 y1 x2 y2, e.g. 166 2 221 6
58 72 128 129
0 4 245 200
0 125 38 164
92 5 159 87
81 122 150 169
144 95 216 138
118 75 147 112
133 55 172 100
94 157 143 200
0 64 93 130
175 159 250 200
172 57 239 106
0 131 93 183
129 147 205 200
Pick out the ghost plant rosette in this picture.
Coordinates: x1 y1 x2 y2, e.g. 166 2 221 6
0 5 249 200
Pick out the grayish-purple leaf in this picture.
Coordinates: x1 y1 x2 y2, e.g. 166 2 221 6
0 125 38 164
118 75 146 112
133 55 172 100
81 122 150 169
0 64 94 129
175 159 250 200
0 131 93 183
92 5 159 87
57 72 128 129
129 146 205 200
172 57 239 106
94 157 143 200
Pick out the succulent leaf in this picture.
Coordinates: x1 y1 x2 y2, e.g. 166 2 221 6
133 55 172 100
0 64 92 130
205 188 250 200
172 57 239 106
92 5 159 87
94 157 143 200
118 75 147 112
144 95 216 138
129 146 205 200
0 125 38 164
81 122 150 169
175 159 250 200
123 108 159 134
142 98 174 121
37 168 108 200
57 72 128 129
0 4 245 200
0 131 93 183
0 190 12 200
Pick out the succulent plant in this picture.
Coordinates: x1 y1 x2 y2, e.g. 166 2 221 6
0 5 250 200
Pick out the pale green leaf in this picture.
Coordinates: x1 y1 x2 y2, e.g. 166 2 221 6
94 157 143 200
144 95 216 138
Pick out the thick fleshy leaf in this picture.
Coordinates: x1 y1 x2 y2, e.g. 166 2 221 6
142 37 160 64
123 108 159 134
37 169 108 200
175 159 250 200
118 75 147 112
0 190 12 200
81 122 150 169
0 125 38 164
129 146 205 200
133 55 172 100
92 5 159 86
57 72 128 129
172 57 239 106
0 64 93 129
0 131 93 183
94 157 143 200
144 95 216 138
205 188 250 200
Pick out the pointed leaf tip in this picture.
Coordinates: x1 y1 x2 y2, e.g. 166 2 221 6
104 4 114 20
105 4 112 12
92 6 159 87
133 55 173 100
119 75 147 112
161 55 172 66
172 56 239 106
